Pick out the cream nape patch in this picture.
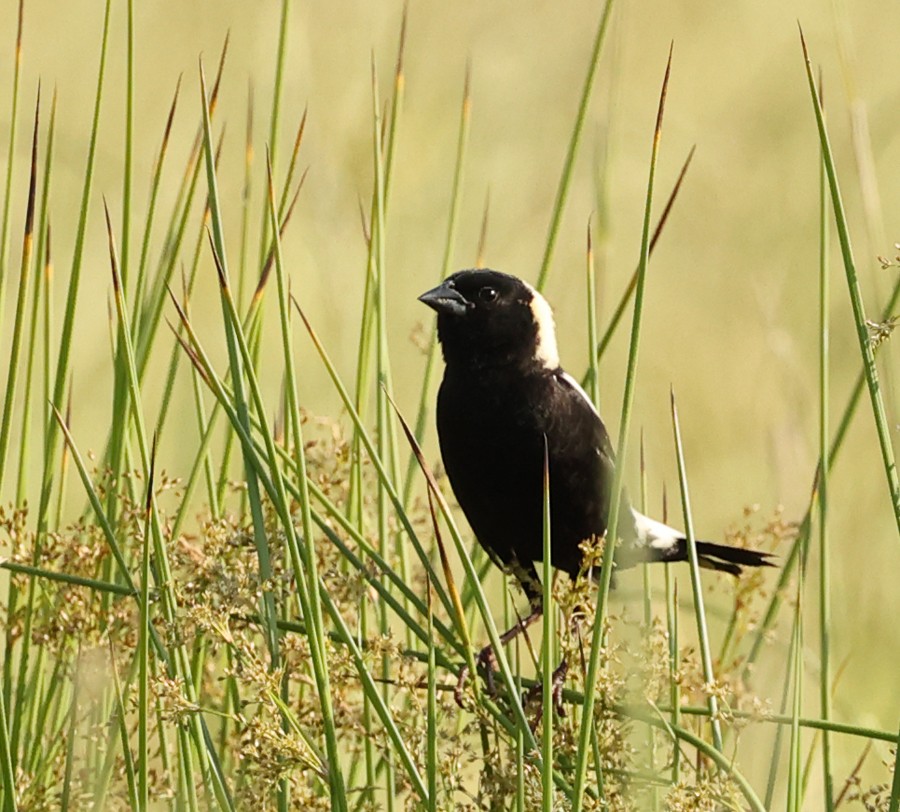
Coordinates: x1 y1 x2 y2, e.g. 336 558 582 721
522 281 560 369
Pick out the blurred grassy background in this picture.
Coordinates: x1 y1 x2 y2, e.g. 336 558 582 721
1 0 898 799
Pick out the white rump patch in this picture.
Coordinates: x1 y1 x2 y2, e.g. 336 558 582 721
633 510 681 554
522 281 560 369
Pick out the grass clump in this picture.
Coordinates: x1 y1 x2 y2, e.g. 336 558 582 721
0 2 898 810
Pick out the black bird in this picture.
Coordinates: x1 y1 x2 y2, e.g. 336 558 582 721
419 269 773 698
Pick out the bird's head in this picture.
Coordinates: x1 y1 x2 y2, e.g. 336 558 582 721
418 269 559 371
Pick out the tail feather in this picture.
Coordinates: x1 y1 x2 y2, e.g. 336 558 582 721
632 511 775 576
685 539 776 576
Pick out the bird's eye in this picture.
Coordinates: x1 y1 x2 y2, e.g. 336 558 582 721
478 286 498 303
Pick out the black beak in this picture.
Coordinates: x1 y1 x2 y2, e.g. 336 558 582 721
418 281 470 317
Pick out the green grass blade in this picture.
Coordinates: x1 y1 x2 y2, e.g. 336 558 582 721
104 202 234 810
59 651 79 812
135 40 229 377
541 441 554 812
9 7 113 748
120 0 134 291
369 63 404 810
425 580 438 812
744 269 900 674
253 0 290 273
638 435 656 804
108 641 138 810
889 730 900 812
665 570 680 783
0 562 133 597
40 0 110 492
138 437 156 810
535 0 613 291
0 85 39 494
348 16 407 527
236 81 254 309
402 63 470 509
786 572 804 812
393 403 545 777
580 146 695 388
0 685 16 812
131 76 181 327
0 0 24 333
572 46 672 811
586 222 600 407
670 389 723 751
800 28 900 535
15 87 56 505
293 301 456 622
264 156 348 811
816 72 835 812
198 59 280 667
18 16 112 760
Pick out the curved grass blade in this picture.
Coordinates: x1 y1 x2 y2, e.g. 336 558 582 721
580 145 695 389
572 45 672 811
799 27 900 535
744 269 900 674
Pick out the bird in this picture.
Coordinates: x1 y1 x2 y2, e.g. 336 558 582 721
418 268 774 704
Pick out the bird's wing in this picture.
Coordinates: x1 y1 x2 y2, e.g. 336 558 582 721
555 370 639 544
556 371 616 461
556 375 682 560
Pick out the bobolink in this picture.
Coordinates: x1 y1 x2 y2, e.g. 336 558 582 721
419 269 773 698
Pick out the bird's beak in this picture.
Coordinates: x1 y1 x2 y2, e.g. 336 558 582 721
418 281 470 317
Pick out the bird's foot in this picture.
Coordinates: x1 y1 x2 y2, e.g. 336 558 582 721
523 659 569 722
454 645 498 708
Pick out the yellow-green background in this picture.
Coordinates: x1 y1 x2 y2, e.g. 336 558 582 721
1 0 898 802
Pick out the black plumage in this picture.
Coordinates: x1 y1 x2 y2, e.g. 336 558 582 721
419 269 773 696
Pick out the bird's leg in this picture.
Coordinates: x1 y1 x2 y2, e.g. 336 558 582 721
523 656 569 721
454 561 544 707
524 608 581 721
454 602 544 706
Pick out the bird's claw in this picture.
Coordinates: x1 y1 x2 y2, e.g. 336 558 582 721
454 645 498 708
523 659 569 722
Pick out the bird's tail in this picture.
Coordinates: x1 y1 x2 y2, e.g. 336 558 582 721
673 538 774 576
632 511 775 576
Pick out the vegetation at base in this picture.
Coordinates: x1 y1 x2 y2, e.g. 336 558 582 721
0 2 898 809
